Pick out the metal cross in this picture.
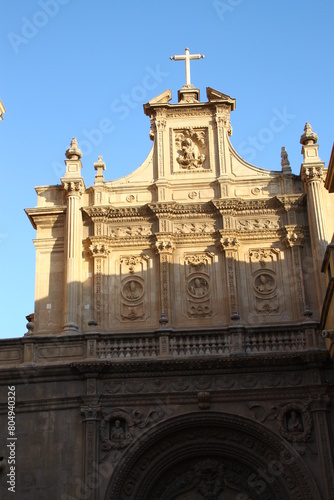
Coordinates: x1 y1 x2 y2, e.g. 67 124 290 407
170 47 204 86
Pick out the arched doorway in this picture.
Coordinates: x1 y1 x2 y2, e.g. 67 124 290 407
104 412 321 500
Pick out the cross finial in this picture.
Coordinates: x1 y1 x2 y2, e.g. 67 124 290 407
170 47 204 87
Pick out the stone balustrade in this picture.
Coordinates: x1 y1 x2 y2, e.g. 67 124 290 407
0 324 326 367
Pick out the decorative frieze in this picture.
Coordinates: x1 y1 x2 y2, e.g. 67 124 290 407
174 221 215 234
236 218 280 231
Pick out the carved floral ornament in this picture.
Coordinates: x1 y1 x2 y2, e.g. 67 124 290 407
186 253 212 269
174 221 215 235
109 225 151 238
120 254 149 273
236 218 280 231
249 248 277 267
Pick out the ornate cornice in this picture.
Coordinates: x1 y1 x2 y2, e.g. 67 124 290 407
148 201 214 217
211 197 283 216
275 194 306 212
69 344 327 377
83 205 151 223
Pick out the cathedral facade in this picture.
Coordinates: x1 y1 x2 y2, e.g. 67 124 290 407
1 70 334 499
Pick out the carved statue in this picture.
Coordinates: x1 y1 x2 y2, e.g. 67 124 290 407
175 128 206 170
124 281 142 300
256 274 274 293
287 411 303 433
189 277 209 297
110 420 125 441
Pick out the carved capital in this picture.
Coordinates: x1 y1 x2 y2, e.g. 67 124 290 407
282 226 305 248
155 118 166 131
89 242 110 257
301 165 323 183
218 233 239 252
80 398 101 421
62 179 85 196
153 237 175 254
308 393 330 412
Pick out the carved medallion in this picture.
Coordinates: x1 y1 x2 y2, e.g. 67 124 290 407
188 276 209 298
121 279 144 302
254 273 276 295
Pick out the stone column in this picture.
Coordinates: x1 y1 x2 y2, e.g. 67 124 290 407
61 139 85 334
218 233 240 320
308 393 334 499
153 236 175 326
153 112 168 202
215 106 233 197
80 396 101 500
300 123 327 308
89 241 110 329
282 226 308 319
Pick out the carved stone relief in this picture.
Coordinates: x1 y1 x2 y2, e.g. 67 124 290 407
116 255 150 323
237 218 280 231
108 225 151 238
120 278 145 321
183 253 214 319
100 407 165 462
174 221 215 235
172 127 209 172
278 403 313 443
249 248 281 315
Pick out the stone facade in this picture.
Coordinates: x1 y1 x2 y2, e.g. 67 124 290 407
321 143 334 359
0 81 334 499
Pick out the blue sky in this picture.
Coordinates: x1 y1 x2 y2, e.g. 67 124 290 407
1 0 333 338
